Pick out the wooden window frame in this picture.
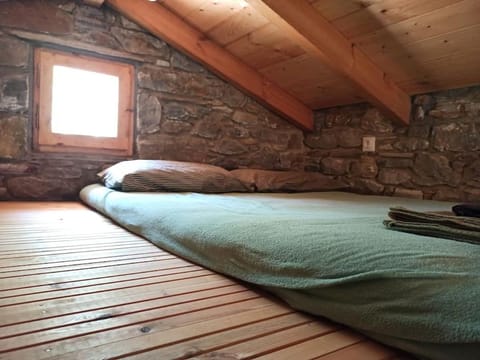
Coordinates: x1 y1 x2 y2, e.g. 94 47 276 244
33 47 135 156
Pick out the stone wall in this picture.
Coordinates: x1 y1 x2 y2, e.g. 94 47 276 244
306 86 480 202
0 1 479 202
0 0 304 200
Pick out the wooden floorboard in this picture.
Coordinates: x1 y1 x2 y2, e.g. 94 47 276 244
0 202 411 359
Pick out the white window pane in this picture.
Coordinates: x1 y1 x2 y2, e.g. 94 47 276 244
51 65 119 138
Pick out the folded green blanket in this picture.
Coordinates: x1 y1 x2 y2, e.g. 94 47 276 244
385 207 480 244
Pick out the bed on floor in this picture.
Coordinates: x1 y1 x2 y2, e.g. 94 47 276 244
80 182 480 360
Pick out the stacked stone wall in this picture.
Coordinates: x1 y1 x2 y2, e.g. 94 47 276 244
305 88 480 201
0 1 304 200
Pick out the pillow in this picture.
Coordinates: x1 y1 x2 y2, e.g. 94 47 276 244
230 168 347 192
98 160 249 193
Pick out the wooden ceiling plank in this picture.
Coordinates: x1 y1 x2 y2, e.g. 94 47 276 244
260 54 334 87
366 23 480 91
354 0 480 57
105 0 313 130
380 48 480 94
384 23 480 63
159 0 206 21
398 61 480 95
225 23 305 70
183 0 247 33
331 0 463 39
83 0 105 8
247 0 411 124
309 0 383 22
208 6 270 47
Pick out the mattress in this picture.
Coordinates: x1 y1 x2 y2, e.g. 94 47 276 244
80 184 480 360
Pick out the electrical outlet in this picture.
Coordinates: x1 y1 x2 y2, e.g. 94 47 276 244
362 136 376 152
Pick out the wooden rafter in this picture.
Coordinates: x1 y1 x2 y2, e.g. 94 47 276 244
83 0 105 7
105 0 314 130
247 0 411 125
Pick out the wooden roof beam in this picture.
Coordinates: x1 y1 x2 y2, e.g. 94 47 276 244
83 0 105 7
247 0 411 125
105 0 314 130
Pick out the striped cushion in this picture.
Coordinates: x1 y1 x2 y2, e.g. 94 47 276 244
230 168 347 192
98 160 249 193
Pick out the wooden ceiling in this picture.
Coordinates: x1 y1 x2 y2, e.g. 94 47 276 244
101 0 480 130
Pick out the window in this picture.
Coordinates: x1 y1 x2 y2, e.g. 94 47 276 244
34 48 134 155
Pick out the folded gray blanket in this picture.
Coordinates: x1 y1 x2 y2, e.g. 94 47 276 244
384 207 480 244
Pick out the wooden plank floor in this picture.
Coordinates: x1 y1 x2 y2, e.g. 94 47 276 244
0 202 411 360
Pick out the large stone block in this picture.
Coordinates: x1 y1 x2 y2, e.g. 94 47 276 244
138 65 223 99
232 111 258 126
0 186 10 200
137 134 210 162
413 94 436 112
180 73 224 99
74 4 114 32
6 176 81 200
137 66 178 93
41 167 83 179
194 120 222 139
163 101 209 122
0 162 36 175
429 102 467 119
111 27 169 59
0 114 26 158
377 157 413 168
360 108 394 134
171 51 205 73
464 159 480 187
161 120 192 134
350 156 378 178
464 188 480 202
324 104 365 127
59 2 76 14
120 16 145 32
222 86 247 108
213 139 248 155
137 93 162 133
351 178 384 194
432 188 463 202
321 157 350 175
378 168 411 185
329 148 362 157
194 111 229 139
324 111 353 127
337 127 363 147
408 124 431 139
225 126 249 139
413 153 460 186
0 36 29 67
0 1 73 34
432 122 479 152
0 74 28 111
304 130 337 149
278 152 304 170
249 128 292 150
393 137 429 152
393 188 423 199
73 30 119 50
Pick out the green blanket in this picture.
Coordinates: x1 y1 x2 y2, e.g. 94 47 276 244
80 184 480 360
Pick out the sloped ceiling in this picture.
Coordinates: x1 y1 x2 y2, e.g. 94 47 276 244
95 0 480 130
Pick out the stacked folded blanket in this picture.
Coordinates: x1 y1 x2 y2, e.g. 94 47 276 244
384 207 480 244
